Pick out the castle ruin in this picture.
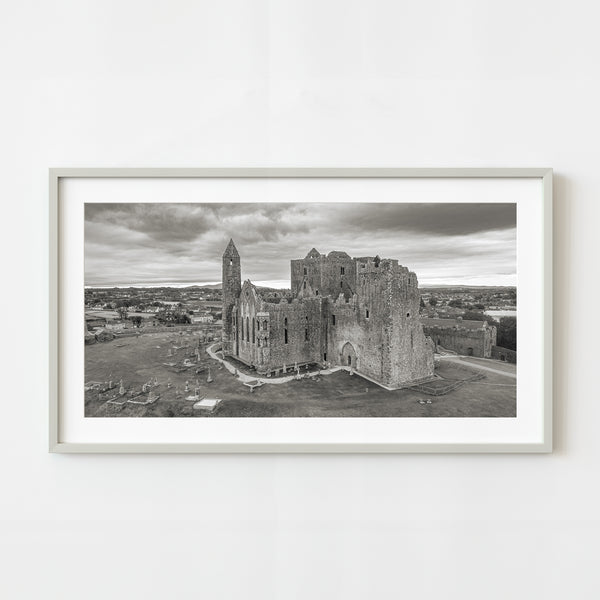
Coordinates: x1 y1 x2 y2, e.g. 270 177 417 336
221 239 435 389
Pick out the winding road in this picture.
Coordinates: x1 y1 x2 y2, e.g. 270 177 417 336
438 356 516 379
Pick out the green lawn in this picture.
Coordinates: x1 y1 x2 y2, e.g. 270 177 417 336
85 331 516 418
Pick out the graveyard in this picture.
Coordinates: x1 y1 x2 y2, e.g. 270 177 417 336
85 330 517 418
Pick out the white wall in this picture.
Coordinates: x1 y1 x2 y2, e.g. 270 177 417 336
1 1 598 598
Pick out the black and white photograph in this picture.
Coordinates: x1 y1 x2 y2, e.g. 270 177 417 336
84 196 518 419
12 0 600 595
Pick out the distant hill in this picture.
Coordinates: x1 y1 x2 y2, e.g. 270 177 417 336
257 286 291 295
197 283 222 289
85 283 223 290
420 285 516 291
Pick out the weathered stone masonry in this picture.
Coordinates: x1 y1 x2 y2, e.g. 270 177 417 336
222 240 435 389
421 317 496 358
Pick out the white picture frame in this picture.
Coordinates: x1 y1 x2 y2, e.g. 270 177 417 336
49 168 552 453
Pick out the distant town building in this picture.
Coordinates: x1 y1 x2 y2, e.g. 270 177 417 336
221 240 434 389
192 315 214 324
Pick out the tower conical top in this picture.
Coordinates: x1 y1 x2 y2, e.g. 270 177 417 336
223 238 239 257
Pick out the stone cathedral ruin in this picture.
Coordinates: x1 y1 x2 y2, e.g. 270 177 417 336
221 239 435 389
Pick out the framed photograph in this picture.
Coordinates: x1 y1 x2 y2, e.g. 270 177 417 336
50 168 552 453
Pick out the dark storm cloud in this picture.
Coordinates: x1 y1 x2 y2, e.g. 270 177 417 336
86 203 214 244
339 203 516 236
84 202 516 287
85 203 309 248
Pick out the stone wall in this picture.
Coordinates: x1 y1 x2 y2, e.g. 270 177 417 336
326 295 378 374
231 281 261 367
320 252 357 299
388 264 435 385
491 345 517 364
327 258 434 387
423 321 496 358
292 249 356 300
231 281 324 375
260 298 323 373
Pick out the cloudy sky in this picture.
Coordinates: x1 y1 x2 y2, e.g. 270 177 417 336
84 202 516 288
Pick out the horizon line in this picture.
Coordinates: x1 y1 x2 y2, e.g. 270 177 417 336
84 281 516 290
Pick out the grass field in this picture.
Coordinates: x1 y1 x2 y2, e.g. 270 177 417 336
85 331 516 418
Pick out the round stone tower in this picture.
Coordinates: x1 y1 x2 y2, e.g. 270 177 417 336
222 239 241 356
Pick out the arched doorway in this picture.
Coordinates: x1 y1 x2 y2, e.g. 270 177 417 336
341 342 358 369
